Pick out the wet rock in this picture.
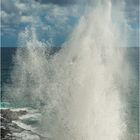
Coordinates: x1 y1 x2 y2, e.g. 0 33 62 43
1 109 27 121
13 130 40 140
0 109 46 140
0 109 27 140
1 126 11 138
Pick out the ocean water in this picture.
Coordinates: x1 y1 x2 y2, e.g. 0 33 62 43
1 47 60 101
1 47 139 139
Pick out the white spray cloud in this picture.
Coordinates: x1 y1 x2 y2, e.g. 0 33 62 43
4 0 137 140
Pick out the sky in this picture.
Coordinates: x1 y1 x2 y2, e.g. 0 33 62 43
1 0 139 47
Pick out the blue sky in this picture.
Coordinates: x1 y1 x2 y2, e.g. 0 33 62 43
1 0 139 47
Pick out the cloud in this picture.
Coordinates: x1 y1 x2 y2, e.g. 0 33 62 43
1 0 19 13
34 4 80 47
1 0 80 47
1 0 139 47
20 16 34 23
1 0 20 24
1 0 21 41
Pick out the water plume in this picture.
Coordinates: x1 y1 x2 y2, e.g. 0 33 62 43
4 0 133 140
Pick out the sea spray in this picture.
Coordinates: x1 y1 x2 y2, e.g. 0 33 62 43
39 1 129 140
4 0 133 140
4 27 51 107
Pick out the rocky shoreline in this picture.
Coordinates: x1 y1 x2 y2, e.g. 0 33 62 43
0 108 46 140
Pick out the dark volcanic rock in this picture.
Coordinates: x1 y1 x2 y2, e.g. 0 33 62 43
0 109 27 140
1 109 27 121
1 126 11 139
0 109 46 140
